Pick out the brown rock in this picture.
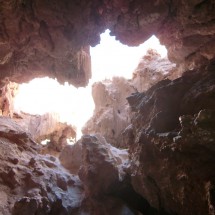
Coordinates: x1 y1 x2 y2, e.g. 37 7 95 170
1 1 214 86
126 63 215 215
0 79 19 118
13 197 39 215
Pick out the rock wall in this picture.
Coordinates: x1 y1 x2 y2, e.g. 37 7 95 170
82 53 215 215
0 1 215 214
126 62 215 215
61 134 167 215
0 80 19 117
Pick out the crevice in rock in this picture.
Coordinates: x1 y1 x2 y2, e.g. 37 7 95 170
111 178 173 215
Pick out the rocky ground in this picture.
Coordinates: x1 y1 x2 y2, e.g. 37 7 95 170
1 0 215 86
0 117 84 215
0 117 146 215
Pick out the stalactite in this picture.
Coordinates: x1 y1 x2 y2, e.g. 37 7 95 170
76 47 91 80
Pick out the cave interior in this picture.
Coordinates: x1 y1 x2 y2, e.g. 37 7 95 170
0 0 215 215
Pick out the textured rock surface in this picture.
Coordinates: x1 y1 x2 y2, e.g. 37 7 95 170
79 134 129 197
0 80 19 117
0 1 215 214
83 52 180 148
14 112 76 155
0 0 92 86
126 62 215 215
0 117 84 215
77 134 142 215
82 77 135 147
132 49 179 92
1 0 215 85
59 141 83 175
76 134 171 215
0 117 148 215
157 0 215 67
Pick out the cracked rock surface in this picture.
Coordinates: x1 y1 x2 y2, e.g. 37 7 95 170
126 62 215 215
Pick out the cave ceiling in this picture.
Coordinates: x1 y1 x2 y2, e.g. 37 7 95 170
0 0 215 87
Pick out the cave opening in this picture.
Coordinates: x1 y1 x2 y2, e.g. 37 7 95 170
0 0 214 213
2 31 171 214
12 29 167 145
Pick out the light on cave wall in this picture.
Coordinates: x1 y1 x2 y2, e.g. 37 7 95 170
14 30 167 139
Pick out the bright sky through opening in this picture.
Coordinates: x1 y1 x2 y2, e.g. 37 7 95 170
14 30 167 139
91 30 167 81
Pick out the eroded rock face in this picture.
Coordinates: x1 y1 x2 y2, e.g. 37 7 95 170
0 80 19 117
1 1 215 214
78 134 129 197
82 77 135 147
59 141 83 175
1 0 215 86
77 134 141 215
132 49 179 92
0 117 84 215
126 62 215 215
157 0 215 68
83 51 180 148
76 134 171 215
15 112 76 155
0 116 141 214
0 0 92 86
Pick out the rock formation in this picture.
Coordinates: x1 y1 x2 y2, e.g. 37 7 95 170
0 117 144 215
132 49 179 92
0 0 215 215
82 77 135 147
59 134 158 215
0 79 19 117
0 117 84 215
0 0 215 86
83 50 178 148
126 62 215 215
78 134 129 197
82 51 215 215
15 112 77 155
77 134 137 215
